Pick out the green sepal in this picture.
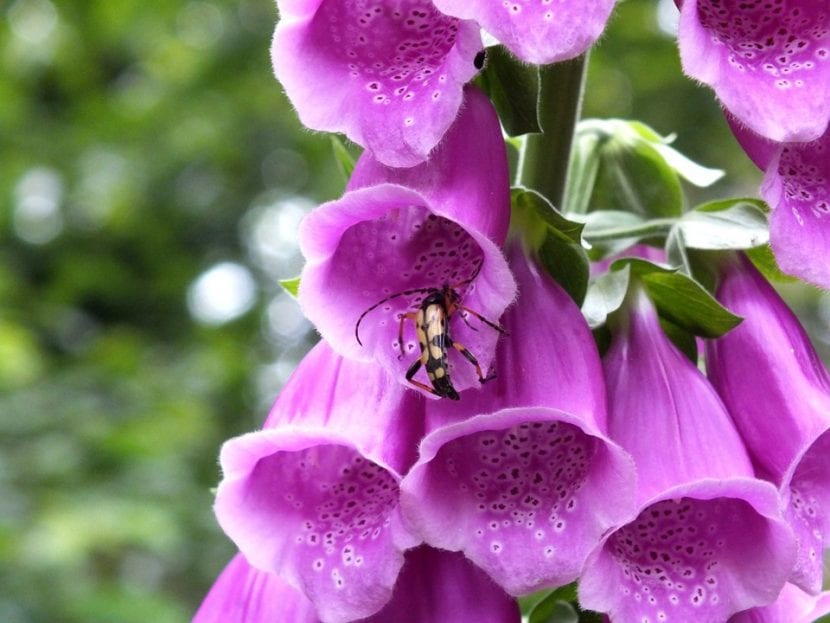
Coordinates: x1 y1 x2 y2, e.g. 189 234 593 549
279 276 300 298
474 45 541 137
673 198 769 250
613 258 742 338
526 583 604 623
330 135 356 184
511 188 590 305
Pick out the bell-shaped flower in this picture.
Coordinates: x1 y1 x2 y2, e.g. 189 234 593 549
299 87 516 398
193 553 319 623
271 0 483 167
678 0 830 143
431 0 615 65
705 254 830 593
194 547 520 623
730 583 830 623
399 245 637 595
213 341 426 623
580 289 796 622
729 119 830 289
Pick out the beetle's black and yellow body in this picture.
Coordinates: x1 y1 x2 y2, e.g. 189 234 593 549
403 288 462 400
355 276 505 400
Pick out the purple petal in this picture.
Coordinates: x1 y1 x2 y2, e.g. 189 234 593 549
348 86 511 245
272 0 483 167
761 130 830 289
363 547 520 622
193 553 319 623
581 290 797 620
214 344 424 623
679 0 830 142
400 248 636 595
705 255 830 592
299 185 515 397
730 583 830 622
603 290 756 503
725 112 780 171
432 0 615 64
581 479 797 622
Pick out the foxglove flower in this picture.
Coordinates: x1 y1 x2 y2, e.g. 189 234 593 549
730 120 830 289
272 0 483 167
194 553 318 623
705 254 830 593
299 87 516 398
432 0 615 65
730 583 830 623
678 0 830 143
580 289 796 622
399 245 637 595
194 547 520 623
213 342 425 623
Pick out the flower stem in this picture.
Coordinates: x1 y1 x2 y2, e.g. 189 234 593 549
517 54 588 211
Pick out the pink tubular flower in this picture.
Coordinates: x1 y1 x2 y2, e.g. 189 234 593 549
194 547 520 623
213 342 426 623
399 245 637 595
730 583 830 623
580 289 796 622
194 553 319 623
731 120 830 289
705 254 830 593
432 0 616 65
299 87 516 398
678 0 830 143
271 0 483 167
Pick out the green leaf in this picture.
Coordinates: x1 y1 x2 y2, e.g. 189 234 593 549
745 244 800 283
511 189 590 305
675 198 769 250
526 584 604 623
581 264 631 328
474 45 541 136
279 276 300 298
330 135 356 183
579 210 664 259
610 259 743 337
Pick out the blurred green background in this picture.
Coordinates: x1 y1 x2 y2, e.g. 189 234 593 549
1 0 828 621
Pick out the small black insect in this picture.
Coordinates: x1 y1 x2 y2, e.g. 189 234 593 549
474 49 487 70
354 266 506 400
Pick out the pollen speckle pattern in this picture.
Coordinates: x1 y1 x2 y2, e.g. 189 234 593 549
314 0 461 129
697 0 829 88
438 420 596 561
605 497 767 622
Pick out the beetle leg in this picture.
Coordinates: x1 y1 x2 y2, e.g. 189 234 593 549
457 305 508 335
397 312 418 359
405 358 439 396
449 338 493 384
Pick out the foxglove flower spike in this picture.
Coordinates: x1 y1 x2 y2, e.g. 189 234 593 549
194 548 519 623
400 245 637 595
706 254 830 592
432 0 616 65
272 0 483 167
678 0 830 143
299 88 515 397
214 342 424 623
730 583 830 623
580 288 796 621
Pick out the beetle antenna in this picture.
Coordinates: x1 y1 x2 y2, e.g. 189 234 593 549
354 286 433 346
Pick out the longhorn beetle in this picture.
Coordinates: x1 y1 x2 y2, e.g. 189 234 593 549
354 263 506 400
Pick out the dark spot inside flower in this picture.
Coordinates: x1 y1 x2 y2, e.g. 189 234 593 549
474 50 486 70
